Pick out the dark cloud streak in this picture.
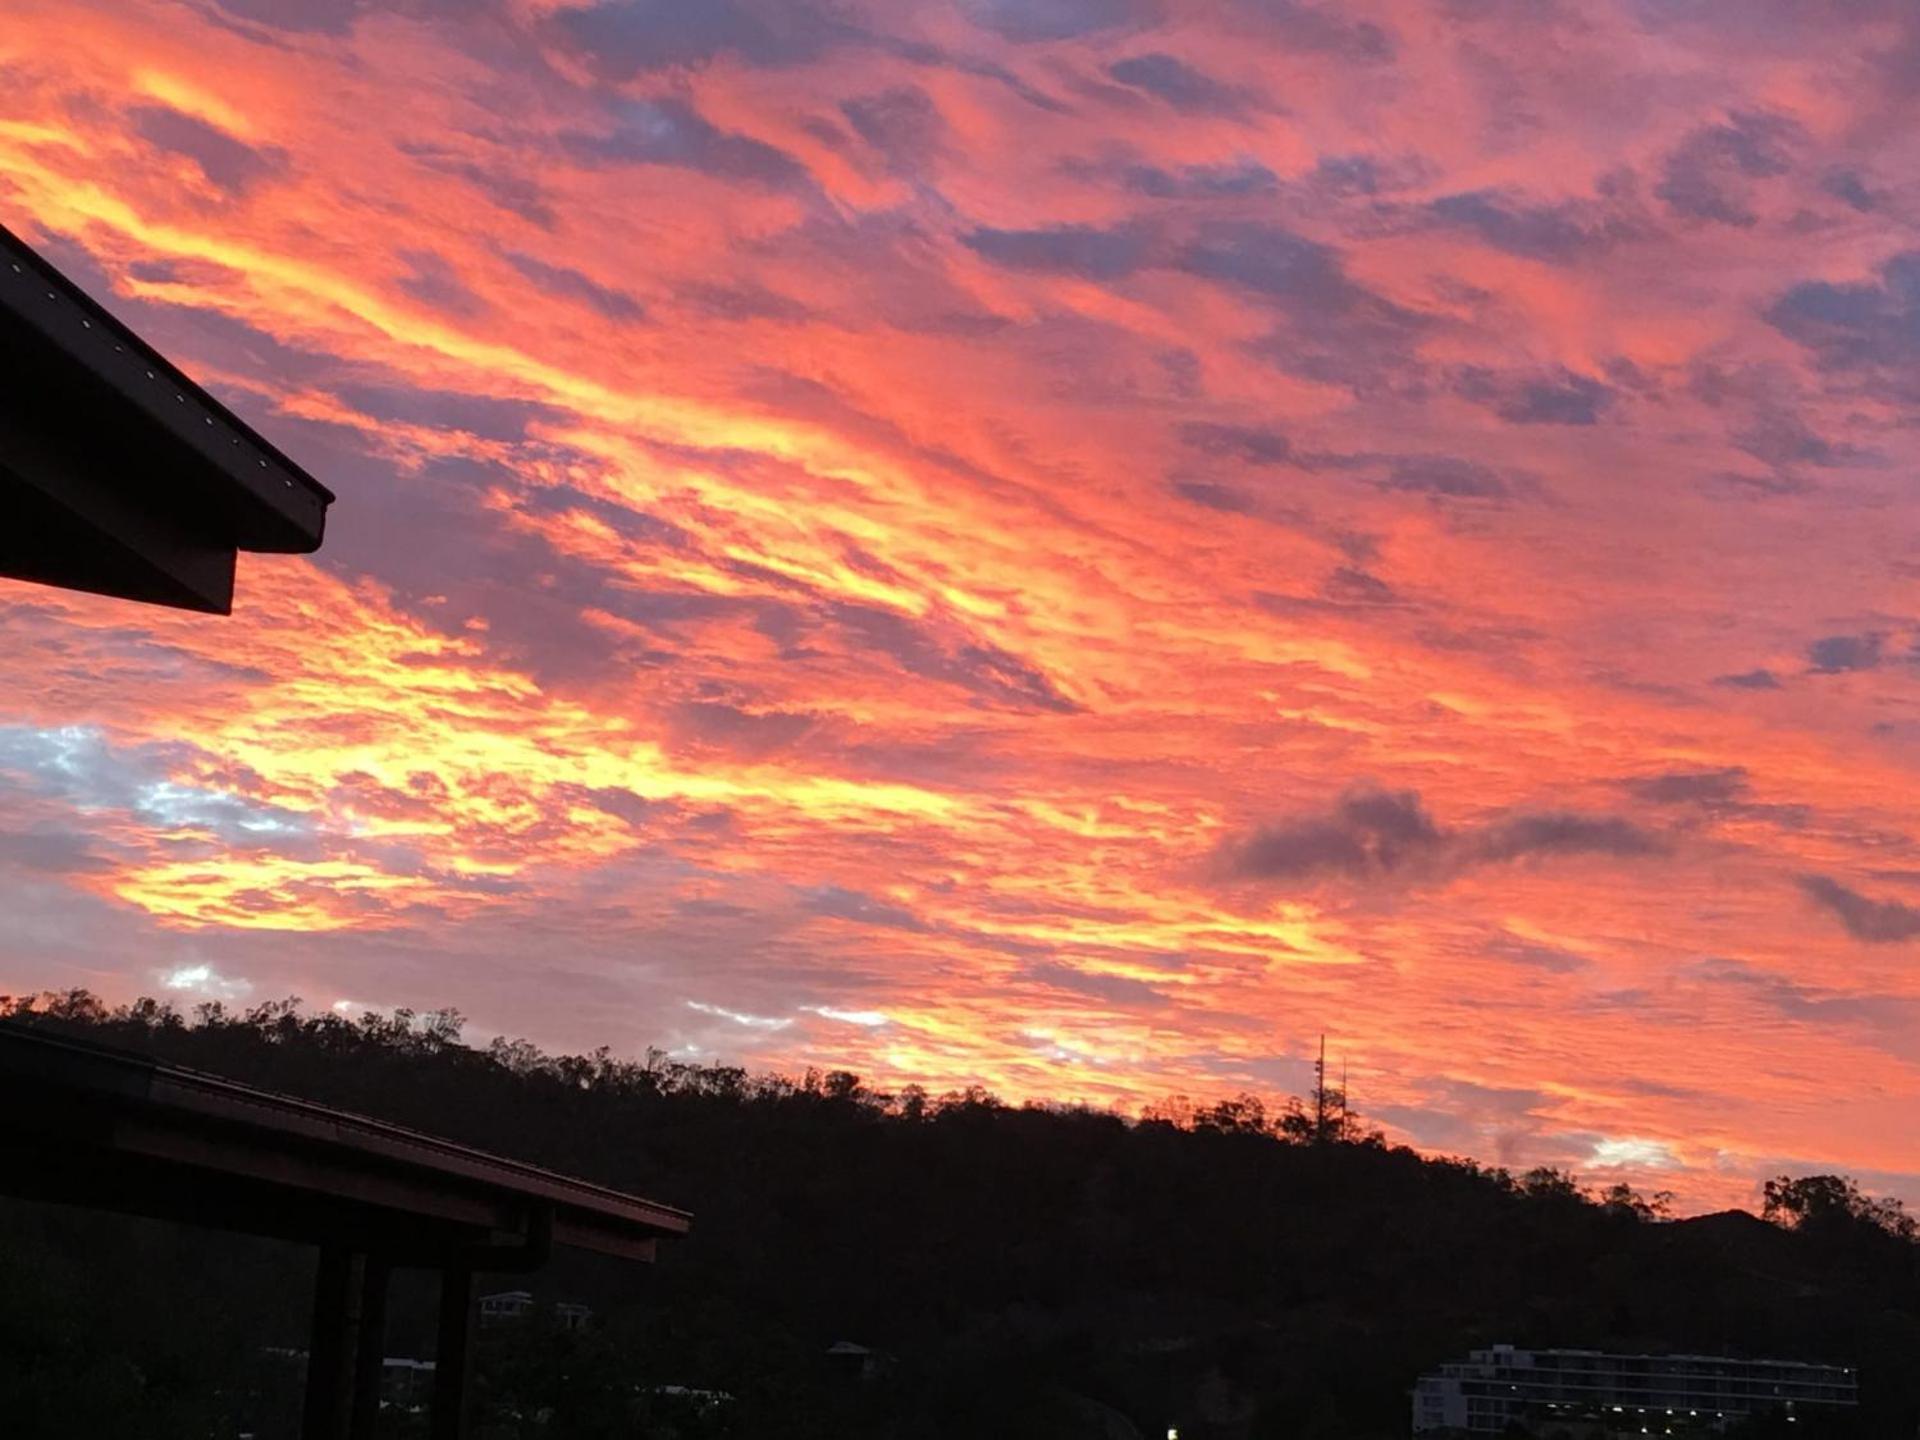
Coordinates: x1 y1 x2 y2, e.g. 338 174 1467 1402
1217 786 1661 887
1799 875 1920 942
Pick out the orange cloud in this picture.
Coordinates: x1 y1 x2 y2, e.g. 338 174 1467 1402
2 0 1919 1213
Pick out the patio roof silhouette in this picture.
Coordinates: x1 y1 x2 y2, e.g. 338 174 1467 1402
0 221 333 613
2 1021 691 1439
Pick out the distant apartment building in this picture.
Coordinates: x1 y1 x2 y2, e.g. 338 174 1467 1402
1411 1344 1858 1435
477 1289 593 1330
479 1289 537 1324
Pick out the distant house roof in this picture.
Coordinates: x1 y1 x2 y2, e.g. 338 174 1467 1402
0 221 334 614
0 1022 690 1263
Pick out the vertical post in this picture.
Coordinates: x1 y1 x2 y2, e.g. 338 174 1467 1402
349 1257 391 1439
303 1245 362 1440
1313 1033 1328 1143
432 1264 475 1440
1340 1056 1350 1137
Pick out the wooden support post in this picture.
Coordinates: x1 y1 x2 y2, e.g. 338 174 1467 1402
349 1256 390 1439
432 1264 475 1440
302 1245 362 1440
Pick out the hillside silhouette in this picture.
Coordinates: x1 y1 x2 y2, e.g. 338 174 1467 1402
1 991 1914 1439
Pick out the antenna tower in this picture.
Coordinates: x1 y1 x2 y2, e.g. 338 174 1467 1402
1313 1033 1329 1142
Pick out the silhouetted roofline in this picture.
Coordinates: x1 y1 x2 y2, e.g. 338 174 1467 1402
1 220 334 611
0 1021 690 1261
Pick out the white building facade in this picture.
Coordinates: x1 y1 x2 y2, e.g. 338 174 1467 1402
1411 1344 1857 1435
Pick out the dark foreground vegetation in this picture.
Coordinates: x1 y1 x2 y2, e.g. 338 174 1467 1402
2 991 1916 1439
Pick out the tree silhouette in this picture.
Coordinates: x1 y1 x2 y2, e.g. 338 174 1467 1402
1598 1181 1675 1222
1764 1174 1916 1243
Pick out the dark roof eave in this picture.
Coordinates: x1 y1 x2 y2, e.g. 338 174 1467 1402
0 221 333 554
0 1023 690 1255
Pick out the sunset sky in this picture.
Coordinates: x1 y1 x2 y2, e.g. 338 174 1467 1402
4 0 1920 1213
